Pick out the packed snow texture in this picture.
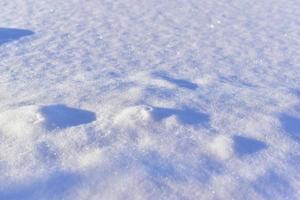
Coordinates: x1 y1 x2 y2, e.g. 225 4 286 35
0 0 300 199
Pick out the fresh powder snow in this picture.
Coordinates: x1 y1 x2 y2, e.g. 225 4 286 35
0 0 300 199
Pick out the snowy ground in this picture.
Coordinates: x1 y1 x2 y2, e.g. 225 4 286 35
0 0 300 199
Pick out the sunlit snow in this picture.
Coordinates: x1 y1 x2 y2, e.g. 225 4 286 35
0 0 300 199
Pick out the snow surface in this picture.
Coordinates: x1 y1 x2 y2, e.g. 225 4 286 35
0 0 300 199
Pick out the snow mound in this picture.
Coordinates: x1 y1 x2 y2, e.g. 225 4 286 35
114 105 210 127
0 105 44 138
0 104 96 137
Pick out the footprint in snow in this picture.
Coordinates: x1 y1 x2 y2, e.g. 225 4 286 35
280 114 300 142
209 135 267 159
233 135 267 157
114 105 210 127
40 104 96 131
0 104 96 137
151 106 210 126
0 28 34 45
152 72 198 90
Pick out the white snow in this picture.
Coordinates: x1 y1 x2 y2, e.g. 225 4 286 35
208 135 233 160
0 0 300 199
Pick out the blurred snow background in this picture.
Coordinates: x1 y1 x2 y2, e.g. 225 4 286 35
0 0 300 199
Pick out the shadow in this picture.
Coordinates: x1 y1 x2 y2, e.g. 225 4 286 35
233 136 267 156
192 156 224 184
141 152 223 185
0 172 81 200
36 142 58 165
40 104 96 131
295 89 300 98
219 75 255 88
280 114 300 141
253 171 295 199
141 151 182 181
151 106 210 126
153 72 198 90
144 87 175 99
0 28 34 45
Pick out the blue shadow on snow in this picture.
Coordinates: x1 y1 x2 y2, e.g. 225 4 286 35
153 72 198 90
0 172 81 200
253 171 295 199
280 114 300 141
141 151 182 181
40 104 96 131
233 135 267 156
0 28 34 45
190 156 224 184
151 106 210 126
219 75 255 88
